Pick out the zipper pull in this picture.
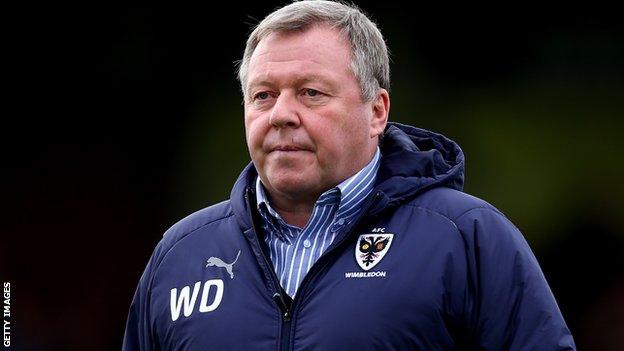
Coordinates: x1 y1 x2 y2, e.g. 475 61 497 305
273 293 292 322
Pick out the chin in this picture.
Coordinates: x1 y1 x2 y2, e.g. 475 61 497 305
270 176 307 191
267 173 315 195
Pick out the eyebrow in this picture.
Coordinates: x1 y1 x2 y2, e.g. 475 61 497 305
246 74 335 96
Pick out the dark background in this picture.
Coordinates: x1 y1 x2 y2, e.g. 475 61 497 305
3 1 623 349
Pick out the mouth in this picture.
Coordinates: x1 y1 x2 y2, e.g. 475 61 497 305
271 145 310 152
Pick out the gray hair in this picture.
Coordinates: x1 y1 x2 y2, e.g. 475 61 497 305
237 0 390 102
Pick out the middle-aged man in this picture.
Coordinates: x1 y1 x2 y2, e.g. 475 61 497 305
123 1 576 350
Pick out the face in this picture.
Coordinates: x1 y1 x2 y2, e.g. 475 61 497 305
244 24 388 203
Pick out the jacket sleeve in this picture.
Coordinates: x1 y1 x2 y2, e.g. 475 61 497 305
122 244 161 351
454 207 576 350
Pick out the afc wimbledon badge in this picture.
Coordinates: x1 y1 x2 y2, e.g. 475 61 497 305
355 234 394 271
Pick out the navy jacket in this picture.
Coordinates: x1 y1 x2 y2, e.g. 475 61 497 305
123 122 575 350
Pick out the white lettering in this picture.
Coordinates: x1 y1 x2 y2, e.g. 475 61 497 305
3 320 9 346
2 281 9 346
170 281 201 322
199 279 224 313
344 271 387 278
170 279 225 321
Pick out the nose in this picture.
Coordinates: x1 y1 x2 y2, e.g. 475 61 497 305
269 92 301 129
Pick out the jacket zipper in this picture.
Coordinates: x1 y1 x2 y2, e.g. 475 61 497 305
287 191 384 350
273 292 292 351
246 188 384 351
244 189 293 351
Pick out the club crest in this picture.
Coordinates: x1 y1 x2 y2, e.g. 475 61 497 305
355 234 394 271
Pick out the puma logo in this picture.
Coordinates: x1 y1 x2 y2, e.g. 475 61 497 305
205 250 241 279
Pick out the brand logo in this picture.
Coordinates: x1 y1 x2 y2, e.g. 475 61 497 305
169 250 241 321
355 233 394 271
206 250 241 279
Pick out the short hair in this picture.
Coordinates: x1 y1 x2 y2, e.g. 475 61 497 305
237 0 390 102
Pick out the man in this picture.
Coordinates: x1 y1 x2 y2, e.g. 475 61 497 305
123 1 576 350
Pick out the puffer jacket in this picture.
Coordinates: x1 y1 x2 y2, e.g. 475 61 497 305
123 122 576 350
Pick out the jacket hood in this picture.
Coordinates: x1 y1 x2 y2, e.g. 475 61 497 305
231 122 465 229
375 122 464 205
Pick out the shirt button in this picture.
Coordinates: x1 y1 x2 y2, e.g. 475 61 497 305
337 218 345 225
303 239 311 248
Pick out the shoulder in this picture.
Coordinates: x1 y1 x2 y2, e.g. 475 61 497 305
162 199 234 240
143 200 236 277
407 186 506 223
131 199 237 303
404 187 523 245
408 187 530 259
159 199 234 249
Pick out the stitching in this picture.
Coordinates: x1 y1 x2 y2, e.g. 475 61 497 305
403 204 462 233
400 203 508 237
455 206 505 221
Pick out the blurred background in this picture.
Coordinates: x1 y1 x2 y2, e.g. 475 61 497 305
3 1 623 349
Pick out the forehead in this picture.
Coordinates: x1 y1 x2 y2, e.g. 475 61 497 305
247 25 353 88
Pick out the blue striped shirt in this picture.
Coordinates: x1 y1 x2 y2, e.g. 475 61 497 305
256 147 381 297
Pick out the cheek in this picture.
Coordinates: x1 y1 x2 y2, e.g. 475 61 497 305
244 114 264 148
330 106 369 139
318 109 370 159
309 120 348 162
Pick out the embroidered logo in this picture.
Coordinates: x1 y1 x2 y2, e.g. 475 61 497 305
355 234 394 271
205 250 241 279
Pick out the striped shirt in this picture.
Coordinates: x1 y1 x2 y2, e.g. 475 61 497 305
256 147 381 297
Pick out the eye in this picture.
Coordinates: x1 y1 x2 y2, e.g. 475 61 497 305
254 91 270 100
304 88 320 97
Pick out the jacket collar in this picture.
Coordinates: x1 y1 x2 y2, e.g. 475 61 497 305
231 122 465 229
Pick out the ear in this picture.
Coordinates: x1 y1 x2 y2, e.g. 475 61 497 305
369 88 390 139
